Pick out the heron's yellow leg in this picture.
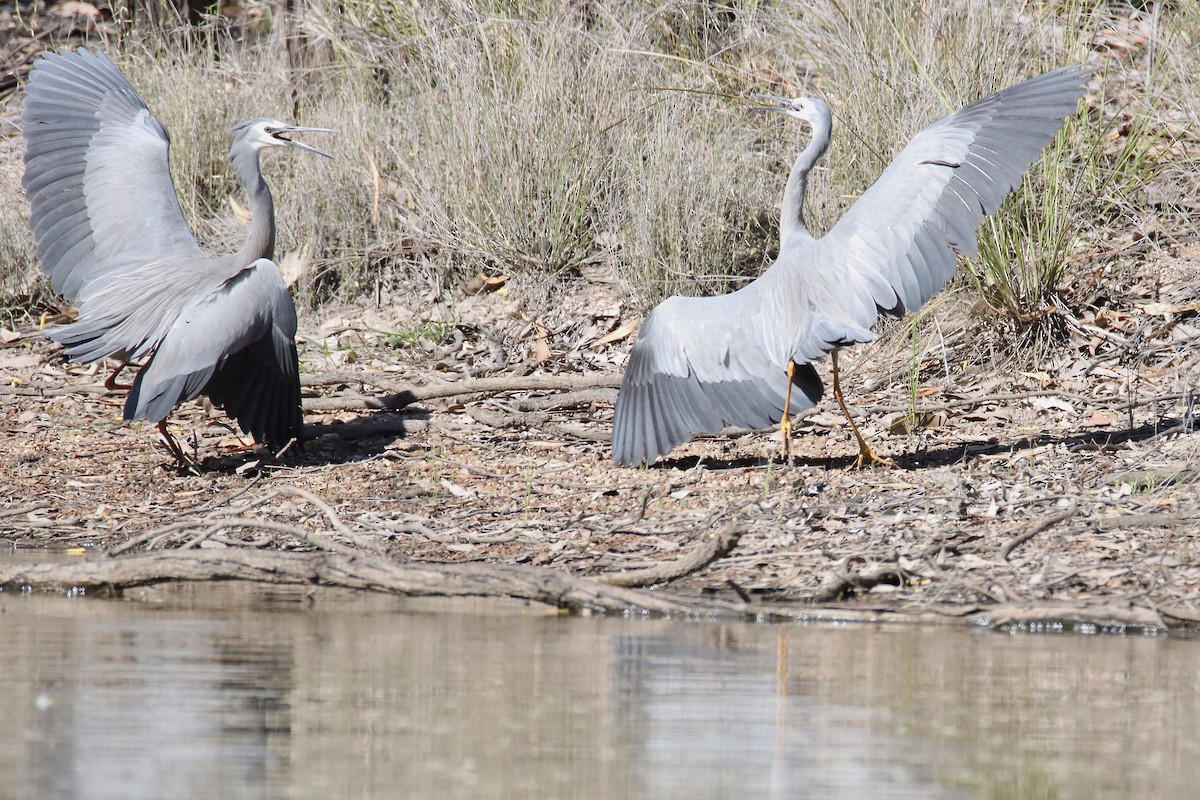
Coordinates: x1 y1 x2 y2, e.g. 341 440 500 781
831 350 895 469
780 360 795 463
104 360 132 391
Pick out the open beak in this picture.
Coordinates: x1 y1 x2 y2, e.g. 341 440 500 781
750 94 791 112
274 125 335 159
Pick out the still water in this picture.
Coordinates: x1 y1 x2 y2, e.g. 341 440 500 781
0 584 1196 799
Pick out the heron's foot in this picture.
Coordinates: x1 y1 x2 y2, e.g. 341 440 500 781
779 413 793 465
851 439 896 470
103 361 132 391
156 421 202 475
103 375 132 391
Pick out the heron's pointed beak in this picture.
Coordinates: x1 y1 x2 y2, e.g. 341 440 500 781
275 126 336 159
750 93 792 112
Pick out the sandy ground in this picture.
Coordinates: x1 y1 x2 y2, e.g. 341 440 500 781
4 249 1200 631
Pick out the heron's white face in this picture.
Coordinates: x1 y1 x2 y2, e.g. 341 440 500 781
752 94 830 132
228 118 335 159
780 98 830 128
244 119 298 150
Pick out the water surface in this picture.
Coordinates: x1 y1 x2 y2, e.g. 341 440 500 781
1 584 1196 799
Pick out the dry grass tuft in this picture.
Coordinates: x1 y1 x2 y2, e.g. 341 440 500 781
0 0 1193 338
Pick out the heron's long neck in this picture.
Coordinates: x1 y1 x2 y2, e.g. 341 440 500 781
779 117 831 245
231 147 276 264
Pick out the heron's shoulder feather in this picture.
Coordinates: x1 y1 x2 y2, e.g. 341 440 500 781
124 258 302 447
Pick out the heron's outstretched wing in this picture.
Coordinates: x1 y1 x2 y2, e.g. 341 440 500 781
21 48 204 303
612 66 1089 466
813 65 1089 323
124 259 302 450
612 287 827 467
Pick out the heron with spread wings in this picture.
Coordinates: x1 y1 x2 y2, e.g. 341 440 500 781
612 66 1090 467
21 49 331 464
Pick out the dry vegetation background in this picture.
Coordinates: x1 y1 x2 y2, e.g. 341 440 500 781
2 0 1200 629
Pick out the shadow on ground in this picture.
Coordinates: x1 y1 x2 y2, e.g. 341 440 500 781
650 416 1192 473
177 409 432 476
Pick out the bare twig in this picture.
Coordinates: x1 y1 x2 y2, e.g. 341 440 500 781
0 500 53 520
272 485 356 537
111 484 390 558
600 524 743 587
106 516 357 557
107 520 208 557
1000 505 1077 561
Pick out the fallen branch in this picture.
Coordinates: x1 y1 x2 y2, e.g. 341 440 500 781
0 500 53 520
106 516 361 558
508 389 616 412
808 558 906 603
861 390 1191 417
2 372 619 415
1000 505 1077 561
980 601 1165 631
309 369 619 398
304 394 413 412
600 524 743 587
0 551 1181 632
0 381 112 398
468 406 609 442
300 371 624 417
107 484 386 557
0 549 744 617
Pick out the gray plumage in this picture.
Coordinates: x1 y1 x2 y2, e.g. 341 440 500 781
21 48 332 451
612 65 1090 466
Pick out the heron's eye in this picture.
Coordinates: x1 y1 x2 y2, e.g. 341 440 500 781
263 126 275 135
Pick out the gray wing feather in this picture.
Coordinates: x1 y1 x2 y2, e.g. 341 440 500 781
124 260 302 449
21 48 203 303
612 291 824 466
817 65 1089 321
43 253 229 363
